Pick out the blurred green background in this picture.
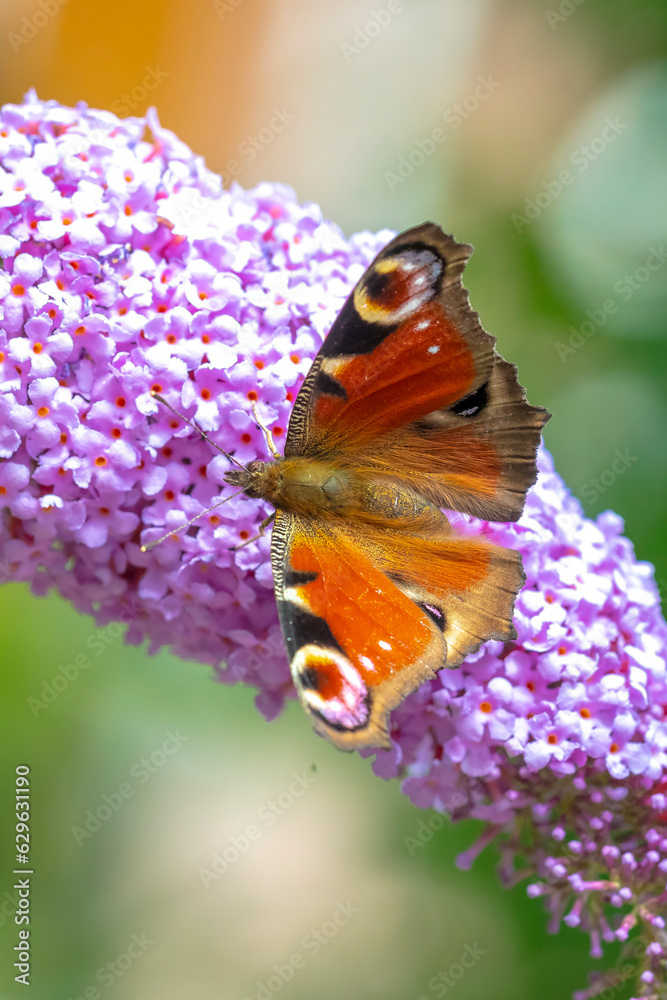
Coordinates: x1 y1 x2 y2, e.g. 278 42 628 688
1 1 665 998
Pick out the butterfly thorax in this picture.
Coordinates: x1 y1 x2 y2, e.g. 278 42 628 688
224 456 444 530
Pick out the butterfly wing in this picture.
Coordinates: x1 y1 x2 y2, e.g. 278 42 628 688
272 506 522 750
286 223 549 522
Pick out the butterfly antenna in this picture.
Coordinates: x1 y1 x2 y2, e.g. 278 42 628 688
151 391 244 469
140 489 245 553
250 400 280 459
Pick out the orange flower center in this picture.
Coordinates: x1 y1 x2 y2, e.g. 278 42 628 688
479 701 492 714
37 406 49 417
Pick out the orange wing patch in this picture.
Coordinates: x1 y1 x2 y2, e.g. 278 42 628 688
288 532 434 685
313 302 478 447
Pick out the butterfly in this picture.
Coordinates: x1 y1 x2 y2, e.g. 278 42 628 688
223 223 549 751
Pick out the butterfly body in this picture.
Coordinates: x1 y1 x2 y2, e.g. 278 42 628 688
226 459 442 528
224 223 549 751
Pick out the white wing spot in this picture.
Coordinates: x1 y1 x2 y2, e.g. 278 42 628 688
359 655 375 671
427 345 440 354
378 640 392 651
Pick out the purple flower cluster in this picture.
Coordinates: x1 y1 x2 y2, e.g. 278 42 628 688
0 91 392 717
1 94 666 997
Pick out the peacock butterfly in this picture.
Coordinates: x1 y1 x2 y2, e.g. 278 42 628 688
221 223 550 750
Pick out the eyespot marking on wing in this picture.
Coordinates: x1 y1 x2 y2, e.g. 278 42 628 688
293 644 370 731
354 247 443 325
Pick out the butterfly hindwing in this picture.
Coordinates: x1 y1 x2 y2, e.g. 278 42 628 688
271 505 523 750
271 510 445 750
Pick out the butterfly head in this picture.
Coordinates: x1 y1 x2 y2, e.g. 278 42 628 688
224 460 280 502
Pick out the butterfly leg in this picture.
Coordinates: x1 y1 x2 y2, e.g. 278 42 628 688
230 511 276 551
250 401 281 459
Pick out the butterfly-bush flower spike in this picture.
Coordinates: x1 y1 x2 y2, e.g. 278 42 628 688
1 93 666 998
